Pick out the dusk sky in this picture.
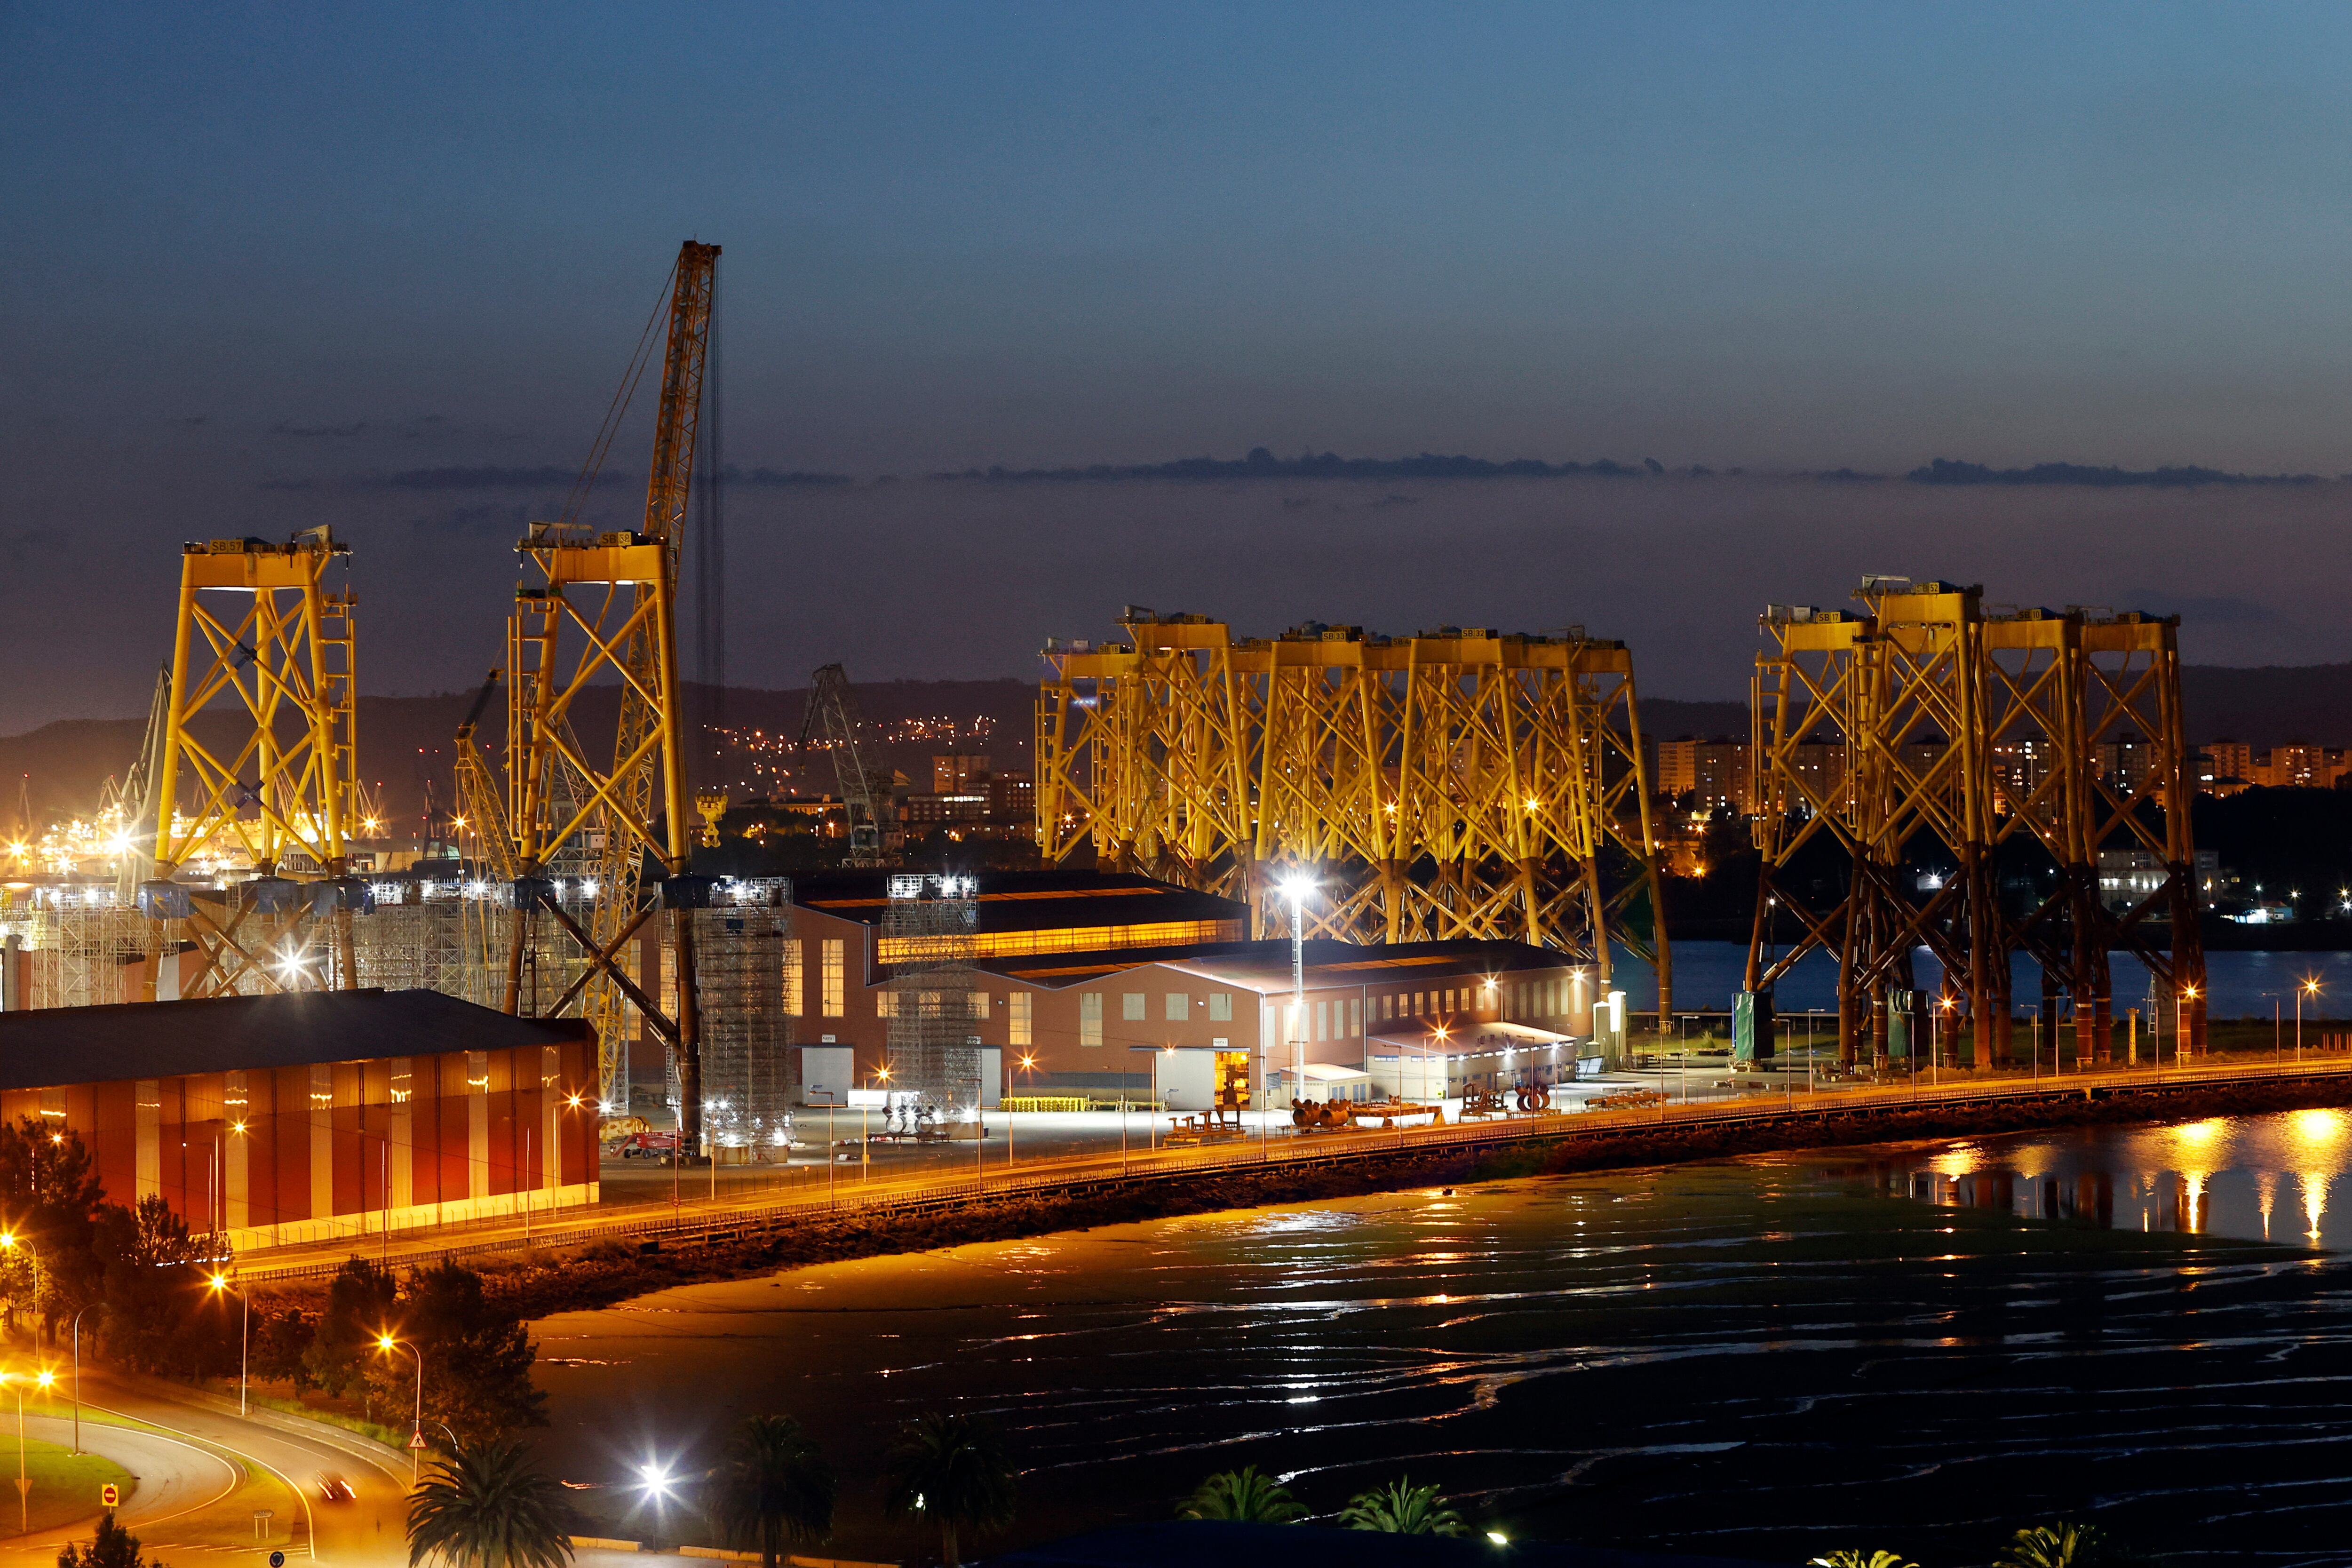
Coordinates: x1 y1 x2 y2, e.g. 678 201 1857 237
11 3 2352 725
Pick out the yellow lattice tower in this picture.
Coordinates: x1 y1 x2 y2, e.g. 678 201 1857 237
142 528 362 996
1036 613 1673 1017
497 239 716 1120
1749 579 2204 1069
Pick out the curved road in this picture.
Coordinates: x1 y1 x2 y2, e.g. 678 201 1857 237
0 1374 413 1568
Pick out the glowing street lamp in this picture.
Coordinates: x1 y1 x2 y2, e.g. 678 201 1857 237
205 1272 248 1415
377 1332 424 1476
2300 977 2323 1064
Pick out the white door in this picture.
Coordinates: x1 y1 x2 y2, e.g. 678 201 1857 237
799 1047 852 1106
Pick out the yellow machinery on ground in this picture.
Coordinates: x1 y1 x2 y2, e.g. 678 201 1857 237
1036 612 1672 1017
1746 577 2204 1068
139 528 363 997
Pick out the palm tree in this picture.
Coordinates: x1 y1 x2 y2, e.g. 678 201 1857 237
1178 1466 1303 1524
881 1410 1017 1568
1338 1477 1465 1536
407 1438 574 1568
1810 1553 1919 1568
1998 1523 2106 1568
710 1414 837 1567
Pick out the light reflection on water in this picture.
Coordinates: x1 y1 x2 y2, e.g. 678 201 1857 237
533 1107 2352 1568
1882 1107 2352 1247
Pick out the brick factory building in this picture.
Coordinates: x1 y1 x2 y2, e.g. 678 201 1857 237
0 988 598 1252
782 868 1614 1110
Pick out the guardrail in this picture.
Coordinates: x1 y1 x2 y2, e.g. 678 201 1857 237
235 1054 2352 1282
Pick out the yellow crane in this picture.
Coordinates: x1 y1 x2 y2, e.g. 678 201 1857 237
492 241 718 1130
139 528 364 996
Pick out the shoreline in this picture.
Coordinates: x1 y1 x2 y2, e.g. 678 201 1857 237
272 1070 2352 1322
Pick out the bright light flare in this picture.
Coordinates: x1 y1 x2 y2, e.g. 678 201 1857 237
638 1463 675 1498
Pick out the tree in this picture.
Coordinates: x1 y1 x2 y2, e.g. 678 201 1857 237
1338 1478 1465 1536
303 1258 399 1405
398 1262 547 1445
406 1438 573 1568
709 1414 836 1566
1178 1467 1303 1524
1998 1523 2107 1568
93 1199 230 1378
58 1511 160 1568
0 1120 110 1334
1810 1554 1919 1568
881 1411 1017 1568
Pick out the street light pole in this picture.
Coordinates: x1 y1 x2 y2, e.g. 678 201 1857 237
378 1335 424 1479
68 1305 94 1455
12 1371 24 1534
1281 875 1314 1116
205 1272 248 1416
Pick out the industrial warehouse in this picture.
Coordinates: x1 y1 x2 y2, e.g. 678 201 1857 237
0 988 598 1248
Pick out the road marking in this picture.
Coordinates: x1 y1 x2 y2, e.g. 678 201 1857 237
83 1402 315 1561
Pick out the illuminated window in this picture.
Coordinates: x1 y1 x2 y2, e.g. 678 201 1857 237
1122 993 1145 1022
1316 1000 1329 1041
1009 993 1033 1046
1208 993 1231 1022
877 991 898 1018
821 939 845 1017
1166 993 1188 1022
1350 998 1361 1036
969 991 988 1019
783 939 803 1016
1080 993 1103 1047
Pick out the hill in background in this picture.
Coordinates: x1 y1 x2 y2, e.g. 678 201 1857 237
6 664 2350 846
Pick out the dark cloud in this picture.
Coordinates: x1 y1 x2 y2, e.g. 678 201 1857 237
272 421 367 440
731 467 855 487
374 465 586 490
256 477 316 492
929 446 1653 482
1909 457 2325 488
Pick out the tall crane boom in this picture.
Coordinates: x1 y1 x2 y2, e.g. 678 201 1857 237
800 664 893 865
495 239 719 1130
644 247 718 558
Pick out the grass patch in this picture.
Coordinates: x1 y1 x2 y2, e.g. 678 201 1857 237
0 1437 133 1539
241 1393 408 1451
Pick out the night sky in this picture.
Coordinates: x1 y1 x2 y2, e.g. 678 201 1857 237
10 3 2352 726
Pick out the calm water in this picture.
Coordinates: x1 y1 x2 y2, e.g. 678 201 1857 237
1613 940 2352 1023
535 1108 2352 1567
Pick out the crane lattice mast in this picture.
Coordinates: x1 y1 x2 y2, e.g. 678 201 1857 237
801 664 893 865
494 240 719 1128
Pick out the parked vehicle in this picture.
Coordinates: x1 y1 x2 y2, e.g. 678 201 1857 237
615 1129 682 1160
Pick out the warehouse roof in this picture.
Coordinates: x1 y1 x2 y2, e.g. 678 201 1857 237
978 937 1582 991
0 989 591 1091
793 868 1243 931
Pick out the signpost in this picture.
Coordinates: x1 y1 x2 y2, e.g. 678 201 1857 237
100 1483 118 1508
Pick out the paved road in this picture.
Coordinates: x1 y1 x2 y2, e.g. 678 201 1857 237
0 1375 414 1568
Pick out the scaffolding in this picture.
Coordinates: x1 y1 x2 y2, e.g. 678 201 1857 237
1746 578 2204 1068
692 879 793 1154
881 875 980 1125
1036 612 1672 1016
